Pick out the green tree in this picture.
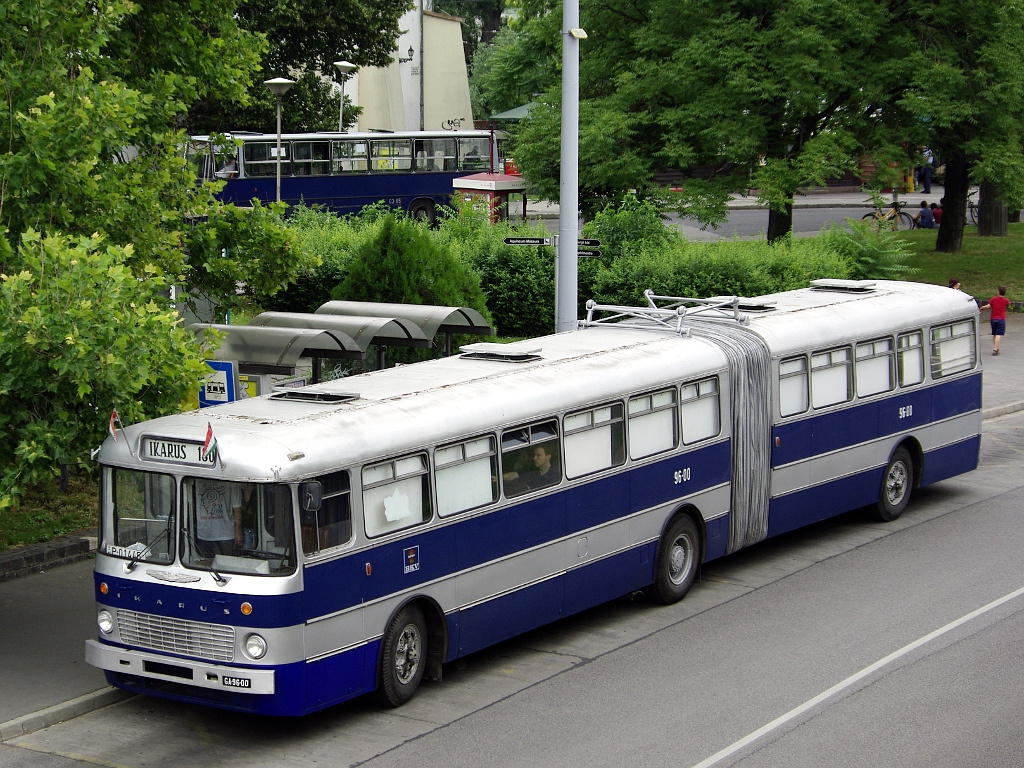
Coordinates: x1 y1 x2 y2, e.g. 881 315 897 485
508 0 1024 245
0 1 312 503
186 0 413 134
335 214 491 320
0 232 214 507
899 1 1024 252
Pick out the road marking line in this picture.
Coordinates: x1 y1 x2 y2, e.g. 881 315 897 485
691 584 1024 768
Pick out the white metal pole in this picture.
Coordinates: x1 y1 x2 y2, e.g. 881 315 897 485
338 79 345 132
556 2 583 333
275 94 283 203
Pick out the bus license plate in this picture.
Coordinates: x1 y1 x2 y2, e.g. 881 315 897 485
222 676 251 689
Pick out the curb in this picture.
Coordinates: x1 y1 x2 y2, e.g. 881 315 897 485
0 533 96 583
0 688 132 742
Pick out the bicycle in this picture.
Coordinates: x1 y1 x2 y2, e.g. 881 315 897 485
968 190 979 225
862 200 915 230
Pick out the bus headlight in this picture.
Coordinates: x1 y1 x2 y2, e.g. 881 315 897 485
244 633 268 660
97 610 114 635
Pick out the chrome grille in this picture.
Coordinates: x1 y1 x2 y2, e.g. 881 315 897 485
117 610 235 662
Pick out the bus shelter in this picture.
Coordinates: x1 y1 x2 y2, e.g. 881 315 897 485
451 173 528 224
191 301 493 399
315 301 492 356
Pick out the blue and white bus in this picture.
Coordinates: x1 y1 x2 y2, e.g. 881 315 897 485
186 129 505 223
86 280 982 715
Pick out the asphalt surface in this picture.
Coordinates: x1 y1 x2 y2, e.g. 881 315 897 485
0 307 1020 745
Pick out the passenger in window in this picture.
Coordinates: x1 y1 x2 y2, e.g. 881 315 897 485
518 445 560 490
215 157 237 179
194 480 242 558
233 483 257 550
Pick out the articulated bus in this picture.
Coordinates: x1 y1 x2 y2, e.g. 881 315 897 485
186 129 505 223
86 280 982 715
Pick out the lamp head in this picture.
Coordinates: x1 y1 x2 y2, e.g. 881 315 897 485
333 60 357 77
264 77 296 97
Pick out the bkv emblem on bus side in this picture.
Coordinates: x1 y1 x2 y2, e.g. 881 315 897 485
404 546 420 574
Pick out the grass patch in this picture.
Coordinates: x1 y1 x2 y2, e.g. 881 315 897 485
0 471 97 551
898 222 1024 299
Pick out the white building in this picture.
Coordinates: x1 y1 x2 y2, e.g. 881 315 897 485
347 1 474 132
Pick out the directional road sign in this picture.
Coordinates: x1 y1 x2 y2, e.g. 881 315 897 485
578 249 603 258
503 237 551 246
577 238 601 247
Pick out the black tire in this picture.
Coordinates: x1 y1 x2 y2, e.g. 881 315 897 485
874 446 913 522
375 604 427 707
409 199 436 225
645 515 700 605
897 212 915 230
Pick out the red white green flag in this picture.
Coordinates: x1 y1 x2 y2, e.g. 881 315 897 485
109 410 120 442
201 422 218 462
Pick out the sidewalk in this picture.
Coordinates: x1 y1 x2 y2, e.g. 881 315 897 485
527 184 952 219
0 315 1021 739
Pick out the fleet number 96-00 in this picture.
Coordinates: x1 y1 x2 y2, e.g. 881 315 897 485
673 468 691 484
898 405 914 419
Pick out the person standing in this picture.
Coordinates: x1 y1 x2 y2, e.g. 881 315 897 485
980 286 1011 355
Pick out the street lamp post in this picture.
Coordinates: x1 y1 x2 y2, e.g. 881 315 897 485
264 77 295 203
333 61 356 132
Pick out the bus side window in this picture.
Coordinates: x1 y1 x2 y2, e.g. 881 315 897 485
779 356 808 416
856 338 895 398
435 436 498 516
564 404 624 479
501 420 561 497
680 377 721 444
363 454 431 537
897 331 925 386
627 389 678 459
810 346 852 409
930 320 976 378
302 472 351 555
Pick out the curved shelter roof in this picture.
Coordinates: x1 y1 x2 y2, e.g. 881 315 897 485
189 324 365 373
314 301 492 339
248 312 431 350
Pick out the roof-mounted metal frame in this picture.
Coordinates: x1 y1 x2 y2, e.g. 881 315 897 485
580 290 752 334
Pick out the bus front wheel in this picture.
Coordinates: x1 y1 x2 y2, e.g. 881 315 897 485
875 446 913 522
645 515 700 605
409 199 436 225
375 604 428 707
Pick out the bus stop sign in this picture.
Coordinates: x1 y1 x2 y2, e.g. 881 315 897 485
199 360 237 408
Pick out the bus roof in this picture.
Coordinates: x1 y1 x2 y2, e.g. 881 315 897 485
101 280 975 480
189 129 504 143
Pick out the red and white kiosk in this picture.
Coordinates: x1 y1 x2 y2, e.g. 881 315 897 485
452 166 528 224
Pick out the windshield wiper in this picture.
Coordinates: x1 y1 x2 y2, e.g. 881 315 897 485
179 526 228 585
126 524 172 572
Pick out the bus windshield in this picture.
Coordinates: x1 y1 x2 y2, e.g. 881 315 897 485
105 468 176 565
181 479 296 576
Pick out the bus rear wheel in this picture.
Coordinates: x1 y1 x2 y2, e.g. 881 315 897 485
409 199 436 225
645 515 700 605
375 604 428 707
874 446 913 522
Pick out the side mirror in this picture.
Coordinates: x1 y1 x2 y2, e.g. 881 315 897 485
300 481 322 513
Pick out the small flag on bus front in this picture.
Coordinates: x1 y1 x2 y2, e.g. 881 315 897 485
201 422 218 462
109 410 119 442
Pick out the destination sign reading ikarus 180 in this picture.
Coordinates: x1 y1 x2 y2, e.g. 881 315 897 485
142 438 216 466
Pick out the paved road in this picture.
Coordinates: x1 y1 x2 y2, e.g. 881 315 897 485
5 409 1024 768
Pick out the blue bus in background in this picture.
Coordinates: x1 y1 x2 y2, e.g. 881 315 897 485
187 129 506 223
